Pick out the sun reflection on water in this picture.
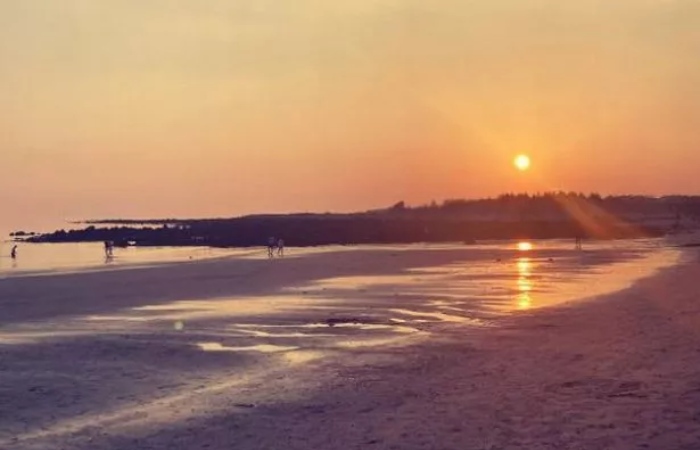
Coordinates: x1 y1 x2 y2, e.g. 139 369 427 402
517 258 531 275
517 293 532 310
516 257 534 310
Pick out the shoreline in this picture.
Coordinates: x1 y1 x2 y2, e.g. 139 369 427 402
0 237 669 278
0 244 692 449
85 255 700 449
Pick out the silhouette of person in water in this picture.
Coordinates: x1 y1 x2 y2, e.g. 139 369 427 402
267 237 276 258
10 245 17 259
277 238 284 257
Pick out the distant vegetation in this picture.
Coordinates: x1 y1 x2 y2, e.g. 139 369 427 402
22 193 700 247
9 231 36 237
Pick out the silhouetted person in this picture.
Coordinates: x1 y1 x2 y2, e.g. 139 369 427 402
277 238 284 257
104 241 114 257
575 236 583 250
267 237 276 258
10 245 17 259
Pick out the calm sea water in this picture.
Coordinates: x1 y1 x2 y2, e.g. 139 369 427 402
0 238 674 288
0 242 265 277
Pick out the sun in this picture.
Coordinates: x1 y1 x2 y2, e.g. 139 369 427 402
514 154 531 171
517 242 533 251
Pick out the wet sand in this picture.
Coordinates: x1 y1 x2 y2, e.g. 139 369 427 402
0 243 692 449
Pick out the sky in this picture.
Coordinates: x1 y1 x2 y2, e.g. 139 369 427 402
1 0 699 232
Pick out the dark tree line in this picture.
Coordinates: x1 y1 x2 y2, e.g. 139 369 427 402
21 193 697 247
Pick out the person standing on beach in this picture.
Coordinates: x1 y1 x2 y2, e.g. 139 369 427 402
277 238 285 257
104 241 114 257
10 245 17 259
267 237 276 258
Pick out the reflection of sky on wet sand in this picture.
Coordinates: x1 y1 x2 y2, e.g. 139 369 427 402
390 308 486 325
0 241 679 358
131 296 325 320
132 243 673 348
0 240 681 377
0 242 680 351
0 240 682 449
197 342 298 353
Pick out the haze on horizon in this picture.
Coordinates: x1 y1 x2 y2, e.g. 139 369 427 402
1 0 699 232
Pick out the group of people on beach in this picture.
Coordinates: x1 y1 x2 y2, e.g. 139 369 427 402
267 237 284 258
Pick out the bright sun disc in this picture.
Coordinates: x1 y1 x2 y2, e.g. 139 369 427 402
514 155 531 171
517 242 533 251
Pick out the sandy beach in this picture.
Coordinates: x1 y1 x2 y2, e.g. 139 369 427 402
1 242 696 449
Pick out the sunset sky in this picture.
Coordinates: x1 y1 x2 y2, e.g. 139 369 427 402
1 1 699 232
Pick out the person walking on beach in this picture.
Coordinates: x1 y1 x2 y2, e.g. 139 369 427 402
277 238 285 257
10 245 17 259
104 241 114 258
267 236 276 258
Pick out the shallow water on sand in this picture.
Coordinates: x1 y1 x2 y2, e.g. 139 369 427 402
0 239 681 448
0 239 677 351
0 242 263 277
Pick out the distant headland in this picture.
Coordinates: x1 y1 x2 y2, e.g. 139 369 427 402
14 193 700 247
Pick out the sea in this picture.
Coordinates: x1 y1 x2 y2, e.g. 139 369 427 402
0 240 267 278
0 237 679 312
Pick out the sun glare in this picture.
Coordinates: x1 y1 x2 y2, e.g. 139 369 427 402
514 155 531 171
517 242 533 251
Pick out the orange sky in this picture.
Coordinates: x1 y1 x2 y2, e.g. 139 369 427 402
1 1 699 231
